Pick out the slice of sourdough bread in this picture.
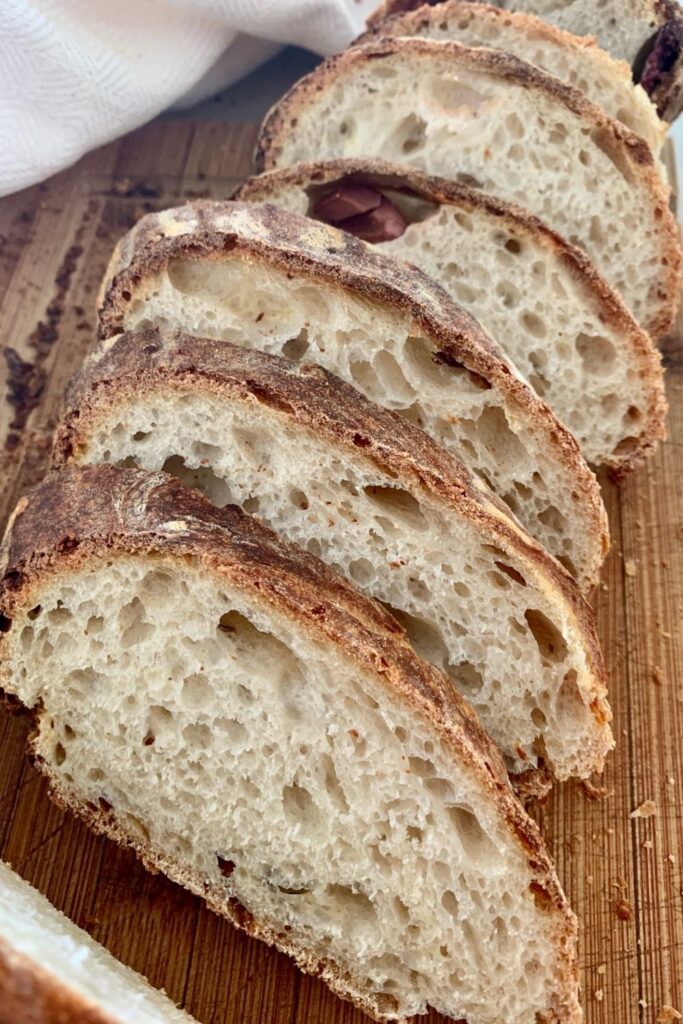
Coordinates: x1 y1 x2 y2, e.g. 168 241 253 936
237 159 667 474
97 200 608 589
0 861 194 1024
255 38 681 340
359 1 665 152
54 328 612 780
366 0 683 119
0 465 581 1024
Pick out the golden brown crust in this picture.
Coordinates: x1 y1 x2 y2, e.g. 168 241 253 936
0 938 117 1024
52 326 610 762
236 158 668 474
253 37 681 340
96 199 609 589
0 464 581 1023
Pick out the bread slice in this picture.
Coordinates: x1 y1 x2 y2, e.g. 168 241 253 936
366 0 683 119
0 464 581 1024
0 860 194 1024
53 327 612 780
255 38 681 340
237 159 667 474
359 0 665 152
97 200 608 589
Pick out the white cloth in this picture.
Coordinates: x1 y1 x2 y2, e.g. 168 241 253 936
0 0 377 197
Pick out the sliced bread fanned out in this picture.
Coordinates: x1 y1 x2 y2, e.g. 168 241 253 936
255 38 681 339
97 200 608 589
359 0 665 152
0 861 195 1024
54 328 612 780
0 465 581 1024
238 159 667 474
366 0 683 119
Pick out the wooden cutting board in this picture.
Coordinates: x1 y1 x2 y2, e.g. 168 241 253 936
0 120 681 1024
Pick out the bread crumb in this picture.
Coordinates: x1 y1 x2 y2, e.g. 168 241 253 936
656 1008 682 1023
667 853 675 865
667 776 675 785
586 875 594 885
582 778 612 800
640 999 649 1009
643 839 653 850
624 559 637 577
615 897 632 921
595 989 604 1002
631 800 657 819
652 666 664 686
597 963 606 975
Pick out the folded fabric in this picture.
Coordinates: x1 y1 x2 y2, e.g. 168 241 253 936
0 0 374 197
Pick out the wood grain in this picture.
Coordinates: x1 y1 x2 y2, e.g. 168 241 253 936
0 121 681 1024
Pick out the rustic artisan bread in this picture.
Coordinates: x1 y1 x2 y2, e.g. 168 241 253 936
255 38 681 340
237 160 667 474
367 0 683 119
97 200 608 589
0 465 582 1024
54 328 612 780
0 861 194 1024
359 1 665 152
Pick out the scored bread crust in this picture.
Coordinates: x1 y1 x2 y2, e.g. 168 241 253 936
236 157 667 475
0 938 120 1024
254 37 681 340
0 465 581 1024
53 325 611 779
97 199 609 589
356 0 665 150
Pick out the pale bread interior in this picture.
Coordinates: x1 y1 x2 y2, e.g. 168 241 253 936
246 175 661 469
71 386 610 778
7 556 571 1023
263 43 675 335
119 255 603 586
368 0 665 152
0 861 193 1023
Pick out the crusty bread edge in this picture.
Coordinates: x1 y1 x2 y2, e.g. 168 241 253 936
52 327 613 776
253 37 681 340
96 200 609 590
236 157 668 473
0 464 581 1024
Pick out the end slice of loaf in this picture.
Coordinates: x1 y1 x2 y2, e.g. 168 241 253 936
366 0 683 119
54 327 612 779
359 0 665 152
255 38 681 339
0 464 581 1024
0 860 194 1024
97 199 608 589
237 158 667 474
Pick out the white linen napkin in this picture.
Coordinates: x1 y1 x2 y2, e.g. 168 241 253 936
0 0 377 197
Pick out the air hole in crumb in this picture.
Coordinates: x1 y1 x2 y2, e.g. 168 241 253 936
54 742 66 765
441 890 459 917
282 329 309 361
494 561 527 587
283 784 320 825
27 605 42 620
524 610 568 663
289 488 309 510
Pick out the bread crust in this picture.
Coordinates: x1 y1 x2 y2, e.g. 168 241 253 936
253 37 681 340
0 464 581 1024
236 157 667 475
0 938 118 1024
97 199 609 589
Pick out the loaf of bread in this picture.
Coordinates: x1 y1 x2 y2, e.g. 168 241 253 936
97 200 608 589
359 0 665 152
255 38 681 339
0 465 582 1024
54 327 612 781
0 860 194 1024
366 0 683 119
237 159 667 474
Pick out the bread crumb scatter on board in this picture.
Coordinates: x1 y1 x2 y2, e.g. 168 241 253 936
642 839 654 850
652 666 664 685
597 963 607 975
640 999 649 1009
667 853 676 865
594 989 604 1002
657 1008 682 1023
630 800 657 819
624 558 637 577
581 777 613 801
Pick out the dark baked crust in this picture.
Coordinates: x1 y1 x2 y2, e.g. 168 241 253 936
0 464 581 1023
53 326 611 768
96 199 609 589
0 938 119 1024
236 158 668 475
253 38 681 340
